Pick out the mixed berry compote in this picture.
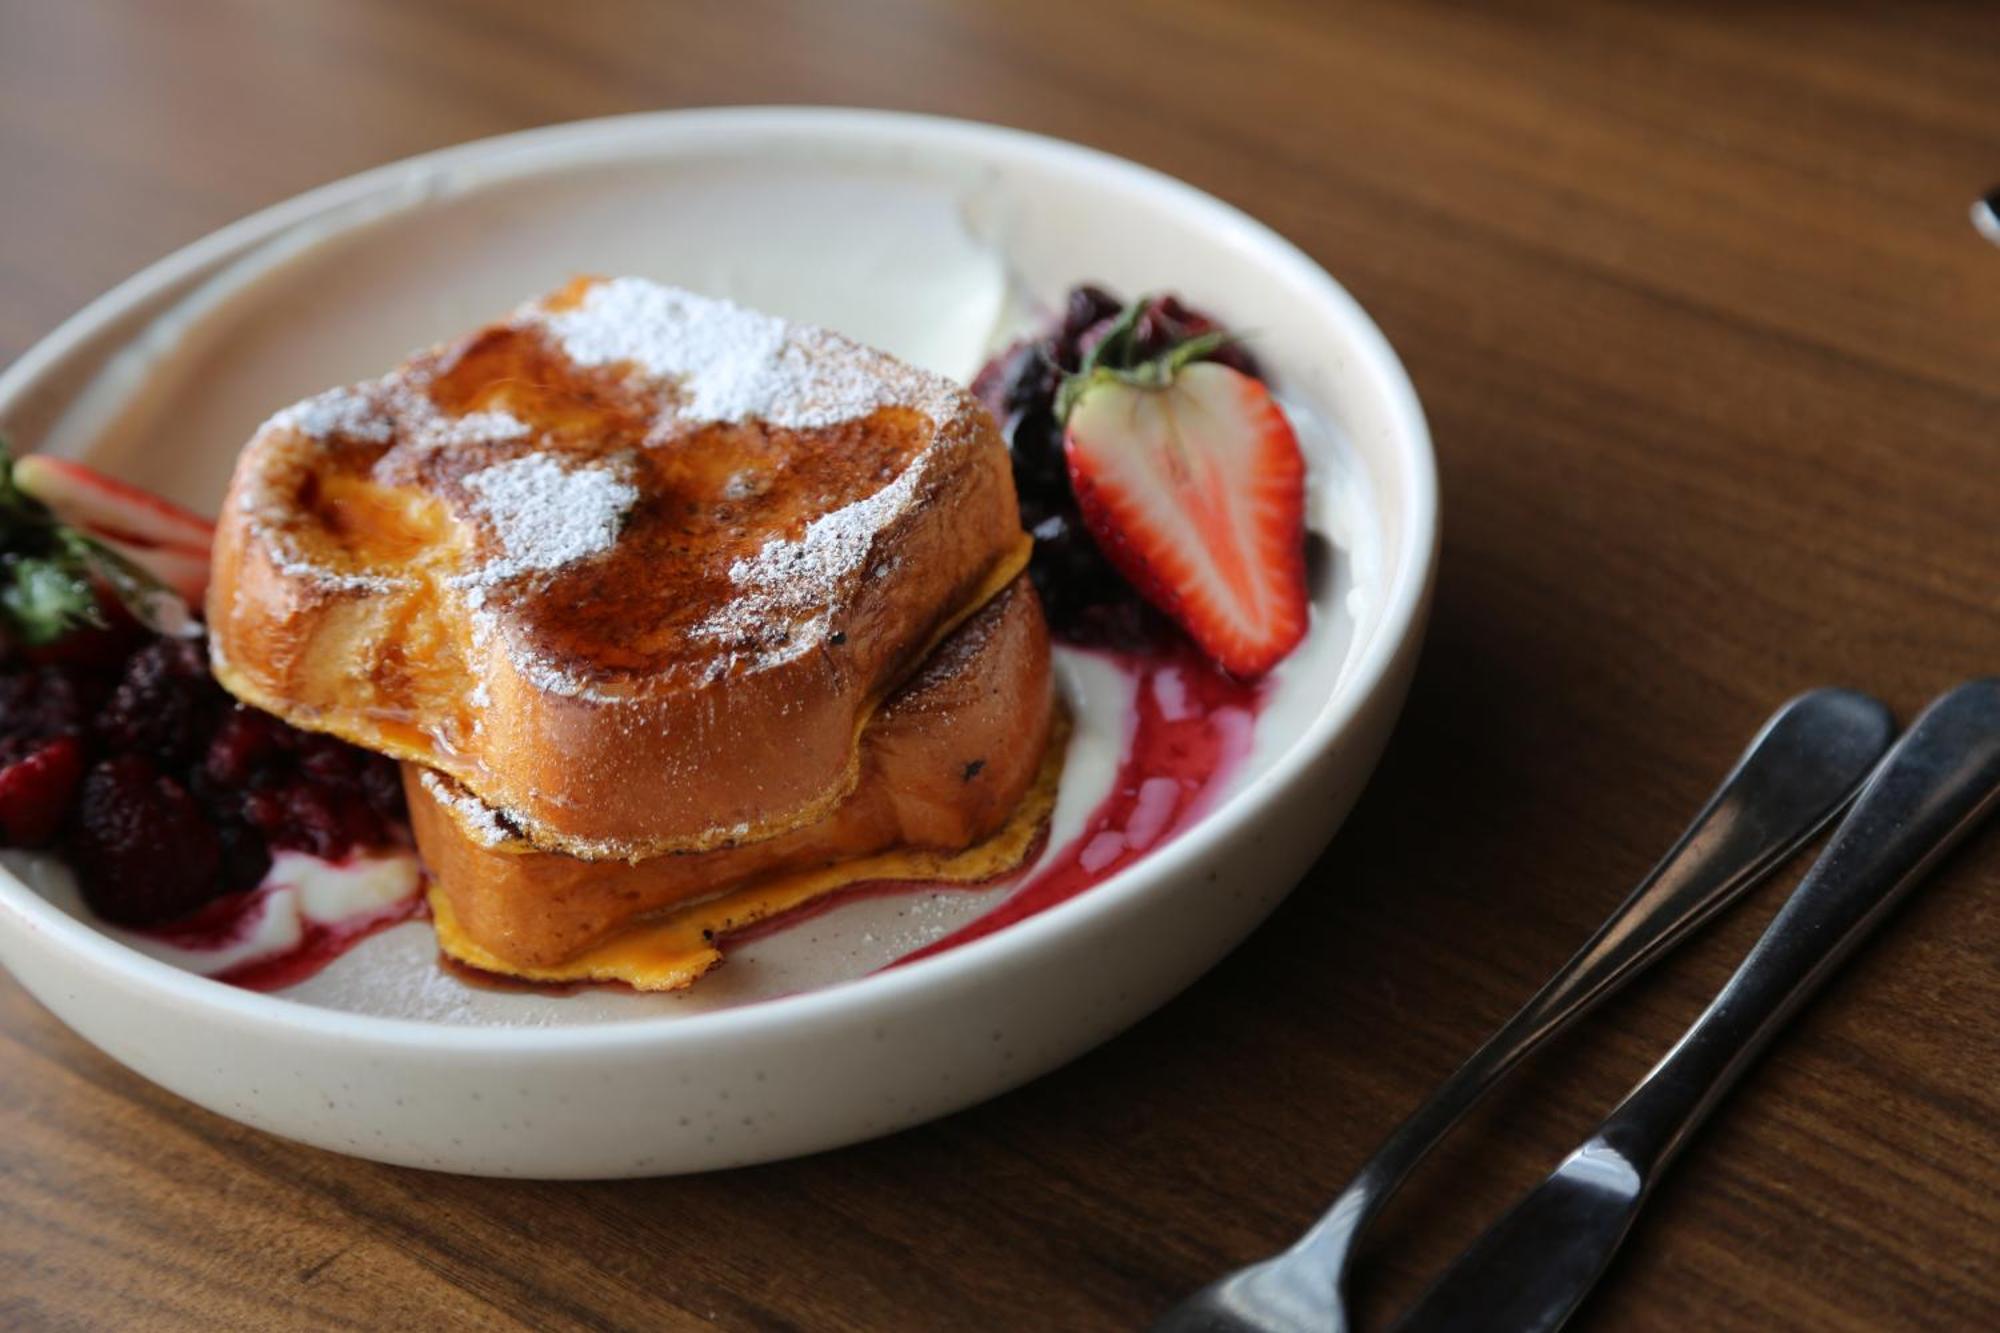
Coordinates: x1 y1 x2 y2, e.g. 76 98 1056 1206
0 601 413 959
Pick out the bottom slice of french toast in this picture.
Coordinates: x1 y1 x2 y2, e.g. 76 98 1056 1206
406 577 1061 989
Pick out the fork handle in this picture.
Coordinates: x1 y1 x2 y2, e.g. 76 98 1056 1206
1601 677 2000 1176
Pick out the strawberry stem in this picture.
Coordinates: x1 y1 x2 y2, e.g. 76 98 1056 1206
1055 298 1244 423
1074 297 1152 379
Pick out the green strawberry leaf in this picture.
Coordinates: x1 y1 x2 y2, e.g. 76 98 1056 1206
1 554 102 644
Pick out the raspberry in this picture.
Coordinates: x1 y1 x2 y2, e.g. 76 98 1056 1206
0 571 412 927
68 755 223 926
297 736 361 785
18 610 149 673
243 776 375 860
0 735 85 847
337 790 388 852
241 788 285 834
279 783 345 858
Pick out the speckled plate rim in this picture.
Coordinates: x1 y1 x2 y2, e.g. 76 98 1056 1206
0 107 1437 1051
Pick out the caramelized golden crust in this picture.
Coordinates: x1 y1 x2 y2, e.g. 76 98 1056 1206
406 578 1055 972
209 278 1027 857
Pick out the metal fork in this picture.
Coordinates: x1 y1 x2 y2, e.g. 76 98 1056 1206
1151 688 1894 1333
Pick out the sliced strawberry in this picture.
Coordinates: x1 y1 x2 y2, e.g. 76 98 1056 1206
0 734 86 847
13 455 215 555
91 535 211 606
1062 349 1307 679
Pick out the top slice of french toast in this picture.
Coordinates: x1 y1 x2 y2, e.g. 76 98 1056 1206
208 277 1029 858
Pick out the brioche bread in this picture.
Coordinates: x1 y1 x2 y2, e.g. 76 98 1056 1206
409 577 1057 981
209 277 1028 858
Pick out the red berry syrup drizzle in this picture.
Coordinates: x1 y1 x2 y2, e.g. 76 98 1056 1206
122 852 428 992
889 639 1262 967
217 893 427 992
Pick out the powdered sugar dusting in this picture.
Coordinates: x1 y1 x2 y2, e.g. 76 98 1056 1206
245 381 537 598
271 561 400 594
458 454 638 585
270 387 396 443
536 277 956 430
419 770 511 848
545 280 787 423
425 410 530 448
697 461 926 669
525 278 962 675
265 380 529 454
251 377 534 593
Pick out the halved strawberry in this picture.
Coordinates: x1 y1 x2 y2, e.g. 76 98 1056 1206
89 536 210 606
13 455 215 555
1059 315 1308 679
13 455 215 605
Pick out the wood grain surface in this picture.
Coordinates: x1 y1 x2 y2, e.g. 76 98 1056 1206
3 1 1997 1328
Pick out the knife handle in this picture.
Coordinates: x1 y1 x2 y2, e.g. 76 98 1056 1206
1605 677 2000 1175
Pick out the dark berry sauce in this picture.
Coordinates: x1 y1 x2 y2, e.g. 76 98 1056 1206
215 899 423 992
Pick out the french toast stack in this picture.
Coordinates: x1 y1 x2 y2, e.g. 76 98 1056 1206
208 277 1058 988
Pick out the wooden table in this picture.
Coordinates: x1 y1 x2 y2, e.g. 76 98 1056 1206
3 2 1996 1328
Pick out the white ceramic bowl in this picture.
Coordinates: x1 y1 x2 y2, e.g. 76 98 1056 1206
0 108 1435 1177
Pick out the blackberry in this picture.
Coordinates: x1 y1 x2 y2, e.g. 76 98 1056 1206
202 705 287 788
68 755 223 926
97 636 224 766
0 666 92 741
